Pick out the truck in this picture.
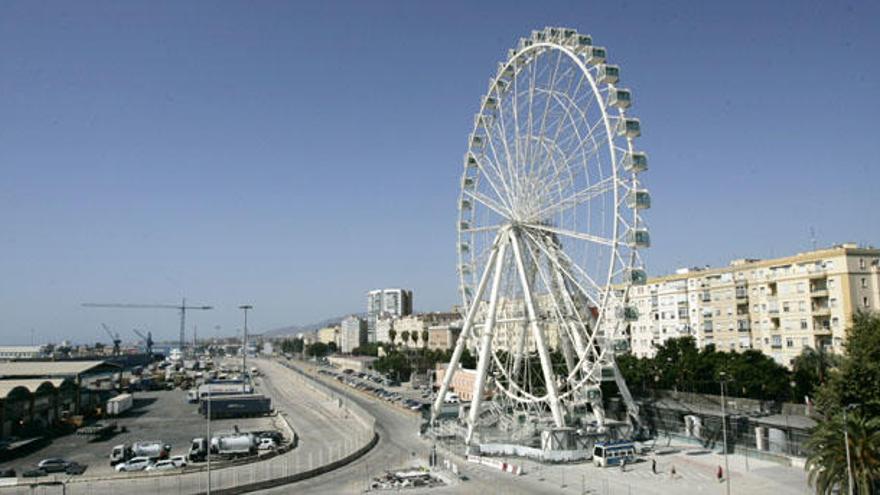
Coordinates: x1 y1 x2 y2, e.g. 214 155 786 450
188 433 256 461
132 441 170 460
106 393 133 416
199 394 272 419
196 382 253 400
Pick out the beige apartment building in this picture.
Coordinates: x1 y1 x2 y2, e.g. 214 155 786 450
616 244 880 366
316 326 340 346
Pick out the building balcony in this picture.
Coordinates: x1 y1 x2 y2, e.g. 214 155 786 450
810 289 829 297
812 306 831 316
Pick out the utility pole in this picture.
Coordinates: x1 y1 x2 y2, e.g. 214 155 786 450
720 371 731 495
206 395 212 495
843 403 859 495
239 305 253 392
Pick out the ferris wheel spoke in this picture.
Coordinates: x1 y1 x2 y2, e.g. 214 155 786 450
525 223 615 248
531 175 615 221
463 189 512 219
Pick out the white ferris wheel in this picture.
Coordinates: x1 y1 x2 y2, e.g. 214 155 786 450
432 27 650 446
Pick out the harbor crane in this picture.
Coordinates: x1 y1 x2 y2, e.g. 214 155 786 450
82 298 212 355
101 323 122 356
132 328 154 356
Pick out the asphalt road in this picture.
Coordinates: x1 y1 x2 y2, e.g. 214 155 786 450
255 359 541 495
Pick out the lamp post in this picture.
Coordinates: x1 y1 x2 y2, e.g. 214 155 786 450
719 371 730 495
239 305 253 392
843 403 859 495
206 395 212 495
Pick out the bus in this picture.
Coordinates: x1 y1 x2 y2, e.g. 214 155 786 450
592 440 636 467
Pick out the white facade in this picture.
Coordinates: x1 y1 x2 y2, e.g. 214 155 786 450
340 315 367 354
366 288 413 342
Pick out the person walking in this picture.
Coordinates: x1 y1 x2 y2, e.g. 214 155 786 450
717 465 723 482
651 458 657 474
670 464 677 479
620 457 626 473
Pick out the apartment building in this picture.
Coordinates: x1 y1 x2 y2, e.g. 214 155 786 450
366 288 413 342
340 315 367 354
378 312 460 348
614 244 880 366
316 326 340 347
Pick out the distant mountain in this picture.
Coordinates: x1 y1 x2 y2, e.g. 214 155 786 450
261 314 365 338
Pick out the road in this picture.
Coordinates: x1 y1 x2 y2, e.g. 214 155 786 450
256 359 812 495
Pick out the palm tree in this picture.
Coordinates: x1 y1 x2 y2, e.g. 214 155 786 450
401 331 410 348
421 330 429 348
806 410 880 494
412 331 419 347
389 329 397 347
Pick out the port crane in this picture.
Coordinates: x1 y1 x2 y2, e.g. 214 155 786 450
82 298 212 355
132 328 154 356
101 323 122 356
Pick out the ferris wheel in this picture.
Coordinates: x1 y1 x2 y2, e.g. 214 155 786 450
432 27 650 445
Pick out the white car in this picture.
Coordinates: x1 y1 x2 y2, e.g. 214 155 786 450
145 459 184 471
257 438 277 451
169 455 187 467
115 456 153 472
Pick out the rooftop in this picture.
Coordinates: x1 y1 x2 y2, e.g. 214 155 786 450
0 360 119 379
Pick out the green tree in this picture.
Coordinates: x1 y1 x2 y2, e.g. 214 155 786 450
806 410 880 494
352 342 379 357
400 331 410 347
412 331 420 347
806 312 880 494
389 329 397 346
327 341 338 353
421 330 429 348
792 346 839 403
815 312 880 418
305 342 329 358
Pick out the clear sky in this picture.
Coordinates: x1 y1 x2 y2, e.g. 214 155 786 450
1 1 878 345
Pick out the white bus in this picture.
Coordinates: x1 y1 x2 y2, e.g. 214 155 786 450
592 441 636 467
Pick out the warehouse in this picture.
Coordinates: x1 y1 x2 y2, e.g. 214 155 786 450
0 378 77 438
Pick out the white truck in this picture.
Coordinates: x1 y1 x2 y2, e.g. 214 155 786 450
132 441 171 460
106 393 133 416
188 433 256 461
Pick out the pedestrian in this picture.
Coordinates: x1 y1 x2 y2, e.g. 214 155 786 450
651 458 657 474
717 465 723 482
670 464 676 479
620 457 626 472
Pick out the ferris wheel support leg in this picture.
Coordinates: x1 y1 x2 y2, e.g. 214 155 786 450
465 238 509 449
610 357 641 429
509 229 565 429
432 238 503 424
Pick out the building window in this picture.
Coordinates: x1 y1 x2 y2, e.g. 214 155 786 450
786 338 794 348
864 297 870 308
783 302 790 313
832 317 840 327
860 258 866 270
798 301 806 312
861 278 868 289
800 319 808 330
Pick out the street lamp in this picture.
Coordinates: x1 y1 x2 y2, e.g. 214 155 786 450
239 305 253 392
843 403 860 495
719 371 731 495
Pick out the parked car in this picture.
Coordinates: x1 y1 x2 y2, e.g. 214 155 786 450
37 458 71 473
257 438 277 451
65 462 87 475
0 468 16 478
145 459 182 471
115 456 153 472
168 455 188 467
21 468 46 478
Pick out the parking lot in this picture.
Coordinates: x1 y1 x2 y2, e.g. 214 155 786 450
1 388 281 479
316 366 433 415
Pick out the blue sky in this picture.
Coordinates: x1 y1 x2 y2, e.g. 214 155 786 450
1 1 878 344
